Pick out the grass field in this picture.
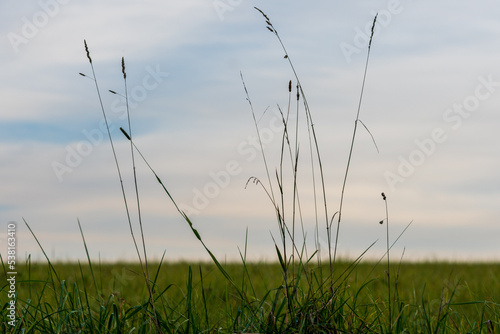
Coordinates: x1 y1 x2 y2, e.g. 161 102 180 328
2 8 500 334
2 260 499 332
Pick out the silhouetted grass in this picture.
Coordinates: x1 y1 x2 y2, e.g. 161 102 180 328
1 8 499 334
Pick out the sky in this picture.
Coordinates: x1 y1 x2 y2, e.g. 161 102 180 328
1 0 499 263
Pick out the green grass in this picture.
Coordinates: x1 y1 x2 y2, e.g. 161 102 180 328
2 8 500 333
2 260 499 332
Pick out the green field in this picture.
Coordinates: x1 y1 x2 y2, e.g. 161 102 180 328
2 259 499 333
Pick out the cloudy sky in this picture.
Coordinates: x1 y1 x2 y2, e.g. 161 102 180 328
1 0 499 263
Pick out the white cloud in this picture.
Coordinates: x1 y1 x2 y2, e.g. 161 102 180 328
1 0 500 262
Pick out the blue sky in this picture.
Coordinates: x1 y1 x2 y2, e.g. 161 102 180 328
1 0 499 262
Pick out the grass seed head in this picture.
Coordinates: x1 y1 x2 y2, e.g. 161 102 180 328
121 57 126 79
83 40 92 63
120 127 131 141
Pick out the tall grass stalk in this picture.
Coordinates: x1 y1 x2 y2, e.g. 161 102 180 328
241 72 305 311
254 7 331 277
118 57 160 332
239 73 287 277
81 41 142 266
77 219 100 301
246 9 385 323
334 13 378 270
82 41 161 333
240 72 276 206
118 127 248 304
382 192 392 329
23 218 60 284
253 10 382 293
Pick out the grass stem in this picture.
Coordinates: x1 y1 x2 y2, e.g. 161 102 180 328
333 14 378 273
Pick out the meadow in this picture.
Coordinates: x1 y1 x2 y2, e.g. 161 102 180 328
2 8 500 333
1 259 499 333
